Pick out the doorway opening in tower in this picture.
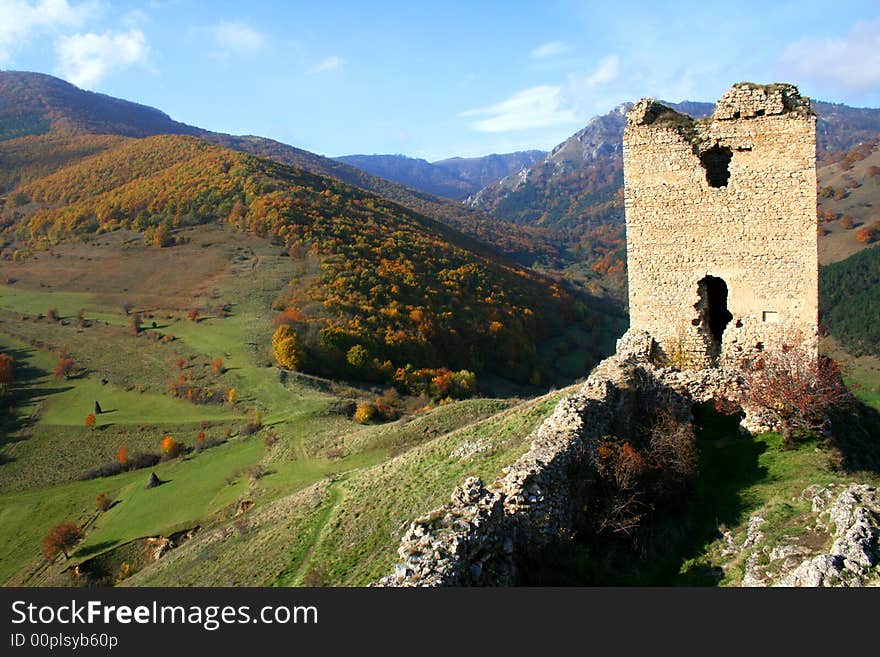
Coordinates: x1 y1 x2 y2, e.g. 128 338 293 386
695 275 733 361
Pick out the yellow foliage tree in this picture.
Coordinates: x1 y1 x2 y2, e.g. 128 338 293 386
272 325 304 370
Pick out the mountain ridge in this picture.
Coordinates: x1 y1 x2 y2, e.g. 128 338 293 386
335 150 547 200
468 96 880 231
0 70 560 265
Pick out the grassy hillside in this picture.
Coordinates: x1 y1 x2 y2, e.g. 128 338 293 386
1 133 619 387
0 228 579 587
817 138 880 264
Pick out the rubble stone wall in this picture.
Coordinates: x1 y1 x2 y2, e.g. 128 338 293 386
376 348 696 587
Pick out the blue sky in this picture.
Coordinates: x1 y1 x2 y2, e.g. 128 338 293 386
1 0 879 160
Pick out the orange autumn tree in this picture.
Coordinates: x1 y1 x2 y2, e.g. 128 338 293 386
41 522 84 560
855 222 880 244
96 493 113 512
116 444 129 465
53 356 76 379
84 413 96 428
161 435 183 459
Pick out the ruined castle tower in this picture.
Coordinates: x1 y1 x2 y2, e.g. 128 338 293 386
622 82 818 366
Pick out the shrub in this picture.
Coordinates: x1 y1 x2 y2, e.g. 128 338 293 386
115 562 133 584
240 408 263 435
720 336 855 447
116 444 129 465
80 451 161 480
166 381 226 404
193 435 225 452
212 357 224 374
84 413 96 428
855 222 880 244
589 410 697 538
247 464 267 482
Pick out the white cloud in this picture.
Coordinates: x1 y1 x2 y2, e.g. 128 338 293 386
530 41 568 59
780 18 880 92
573 54 618 87
308 55 343 74
55 29 148 88
0 0 93 62
462 85 576 132
462 54 619 133
210 20 265 54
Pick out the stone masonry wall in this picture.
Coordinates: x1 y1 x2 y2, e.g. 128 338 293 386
623 82 818 367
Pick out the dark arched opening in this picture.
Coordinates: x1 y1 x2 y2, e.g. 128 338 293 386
696 275 733 360
700 146 732 187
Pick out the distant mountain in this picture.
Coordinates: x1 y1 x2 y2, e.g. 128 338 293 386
466 95 880 273
0 71 560 265
336 154 476 200
335 150 546 201
813 101 880 158
434 151 546 191
466 100 713 229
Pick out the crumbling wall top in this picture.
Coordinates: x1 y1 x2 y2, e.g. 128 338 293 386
627 98 694 128
712 82 811 120
627 82 812 129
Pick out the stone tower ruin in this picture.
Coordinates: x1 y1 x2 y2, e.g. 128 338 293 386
622 82 818 367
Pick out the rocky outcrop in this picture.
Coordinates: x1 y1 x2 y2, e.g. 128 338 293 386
377 354 693 586
378 329 873 587
739 484 880 587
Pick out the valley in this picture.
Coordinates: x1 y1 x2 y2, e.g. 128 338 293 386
0 71 878 588
0 226 570 585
